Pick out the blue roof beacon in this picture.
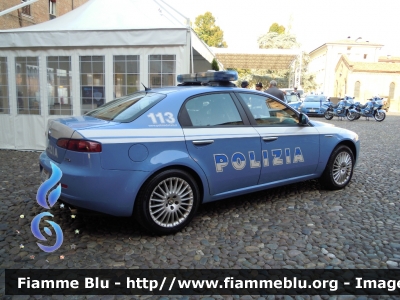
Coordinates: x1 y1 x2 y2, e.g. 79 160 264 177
177 70 238 86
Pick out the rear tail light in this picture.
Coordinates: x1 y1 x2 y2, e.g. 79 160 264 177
56 139 102 152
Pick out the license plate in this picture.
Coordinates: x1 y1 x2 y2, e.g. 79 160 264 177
309 109 315 112
40 168 50 183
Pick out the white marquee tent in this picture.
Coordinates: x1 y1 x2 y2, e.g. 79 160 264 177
0 0 216 150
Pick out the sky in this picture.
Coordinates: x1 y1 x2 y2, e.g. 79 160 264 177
163 0 400 55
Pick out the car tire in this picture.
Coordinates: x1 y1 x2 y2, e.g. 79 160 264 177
319 145 354 190
134 169 200 235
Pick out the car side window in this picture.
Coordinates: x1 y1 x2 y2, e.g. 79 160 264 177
184 93 244 126
238 93 299 126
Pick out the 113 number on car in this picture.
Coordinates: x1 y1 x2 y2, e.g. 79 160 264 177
147 112 175 124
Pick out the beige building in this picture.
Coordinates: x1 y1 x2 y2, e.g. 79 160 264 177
0 0 88 30
334 55 400 110
308 38 383 97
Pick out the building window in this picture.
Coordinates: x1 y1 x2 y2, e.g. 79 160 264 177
21 0 31 16
113 55 140 98
80 56 105 114
0 57 10 114
15 57 40 115
148 55 176 88
47 56 72 115
389 82 395 100
49 0 56 16
354 81 361 99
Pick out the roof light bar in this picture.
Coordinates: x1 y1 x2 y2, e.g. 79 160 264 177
177 70 238 83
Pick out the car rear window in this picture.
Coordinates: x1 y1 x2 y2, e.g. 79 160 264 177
285 95 299 103
85 92 166 122
304 96 325 102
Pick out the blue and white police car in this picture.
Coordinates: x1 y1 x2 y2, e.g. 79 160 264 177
39 70 360 234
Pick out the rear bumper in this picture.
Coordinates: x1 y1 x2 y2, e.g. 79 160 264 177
305 112 324 116
300 109 324 116
39 151 149 216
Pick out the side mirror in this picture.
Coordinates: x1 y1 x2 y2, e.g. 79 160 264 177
299 113 309 125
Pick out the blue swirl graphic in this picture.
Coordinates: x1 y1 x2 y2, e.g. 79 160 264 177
32 162 64 252
31 212 64 252
36 162 62 209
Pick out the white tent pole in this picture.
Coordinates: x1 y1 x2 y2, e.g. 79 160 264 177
157 0 189 21
156 0 193 72
190 30 194 73
298 50 303 88
154 0 185 26
0 0 39 17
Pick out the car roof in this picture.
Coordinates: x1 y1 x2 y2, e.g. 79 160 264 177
147 85 276 99
305 95 325 99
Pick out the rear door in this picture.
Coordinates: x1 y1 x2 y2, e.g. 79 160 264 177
180 92 262 196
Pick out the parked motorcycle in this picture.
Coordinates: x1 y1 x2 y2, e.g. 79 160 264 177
346 100 361 121
322 96 355 120
348 97 386 122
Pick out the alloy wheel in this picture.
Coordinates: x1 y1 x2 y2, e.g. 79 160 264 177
332 151 353 186
149 177 194 227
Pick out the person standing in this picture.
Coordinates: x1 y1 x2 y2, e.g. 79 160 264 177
291 87 301 99
255 82 263 91
241 81 249 88
264 80 285 101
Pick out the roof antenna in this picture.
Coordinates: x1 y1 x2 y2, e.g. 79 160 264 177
141 83 151 91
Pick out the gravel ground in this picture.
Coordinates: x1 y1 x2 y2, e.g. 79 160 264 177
1 113 400 300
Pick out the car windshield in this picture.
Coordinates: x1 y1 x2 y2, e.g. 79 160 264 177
304 96 325 102
285 95 299 103
85 92 166 122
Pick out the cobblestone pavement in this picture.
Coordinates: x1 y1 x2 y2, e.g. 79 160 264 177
1 114 400 300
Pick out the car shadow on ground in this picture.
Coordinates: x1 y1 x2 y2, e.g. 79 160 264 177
53 179 322 238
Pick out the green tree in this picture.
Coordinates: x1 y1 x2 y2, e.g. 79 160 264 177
194 12 228 48
293 52 317 92
254 24 316 91
211 58 220 71
258 32 299 49
269 23 285 35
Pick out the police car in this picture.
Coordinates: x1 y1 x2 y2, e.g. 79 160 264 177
39 71 360 234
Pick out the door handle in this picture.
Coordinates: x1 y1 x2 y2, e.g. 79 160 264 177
262 137 278 142
192 140 214 145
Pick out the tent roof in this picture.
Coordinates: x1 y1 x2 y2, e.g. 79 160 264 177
0 0 194 48
0 0 216 66
211 47 300 70
2 0 187 32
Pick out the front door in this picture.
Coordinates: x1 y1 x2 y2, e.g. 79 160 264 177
236 92 320 184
